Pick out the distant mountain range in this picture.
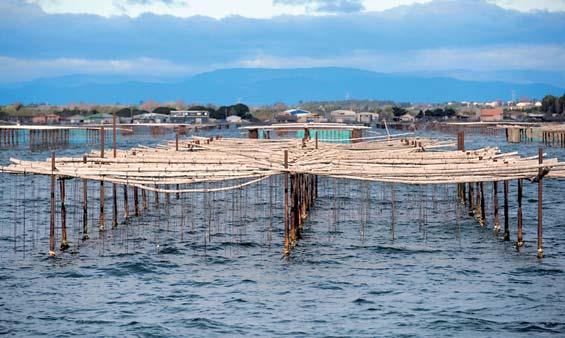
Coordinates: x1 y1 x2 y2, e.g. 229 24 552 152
0 67 562 105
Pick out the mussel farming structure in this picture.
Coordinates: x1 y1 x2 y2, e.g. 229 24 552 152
0 122 233 150
502 124 565 148
1 124 565 259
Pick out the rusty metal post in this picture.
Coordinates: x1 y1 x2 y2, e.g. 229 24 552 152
516 179 524 248
537 148 544 258
49 152 56 256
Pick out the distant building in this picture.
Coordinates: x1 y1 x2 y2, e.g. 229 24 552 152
515 102 534 110
399 113 415 122
330 110 356 123
276 108 313 123
527 112 545 121
32 113 61 125
85 112 113 124
170 110 209 124
133 113 170 124
66 114 86 124
226 115 242 123
356 112 378 124
480 108 503 121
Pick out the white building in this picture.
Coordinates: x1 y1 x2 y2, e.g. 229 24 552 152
356 112 378 124
330 110 356 123
226 115 242 123
133 113 170 124
170 110 209 124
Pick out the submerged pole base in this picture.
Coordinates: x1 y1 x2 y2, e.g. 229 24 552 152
537 248 544 259
60 241 69 251
515 240 524 249
82 234 89 241
48 250 56 257
503 231 510 241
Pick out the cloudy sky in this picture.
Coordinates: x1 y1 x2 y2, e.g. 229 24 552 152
1 0 564 85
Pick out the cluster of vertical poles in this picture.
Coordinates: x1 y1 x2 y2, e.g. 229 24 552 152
456 131 544 258
507 127 565 148
425 123 501 136
0 128 72 149
283 132 320 255
48 113 149 256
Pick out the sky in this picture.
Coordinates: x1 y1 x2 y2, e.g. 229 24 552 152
1 0 564 86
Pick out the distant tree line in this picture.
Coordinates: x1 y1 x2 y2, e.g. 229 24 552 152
0 102 255 122
416 108 457 119
541 93 565 115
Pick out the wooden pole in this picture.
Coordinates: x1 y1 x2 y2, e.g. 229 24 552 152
99 179 105 232
493 181 500 233
176 127 179 151
133 187 140 217
49 152 56 256
503 180 509 241
82 155 89 240
100 126 105 158
142 188 148 211
457 131 465 205
516 179 524 248
474 183 481 220
468 182 474 216
112 113 117 158
123 184 130 222
480 182 486 226
291 174 299 242
112 183 118 228
315 131 319 149
284 150 289 254
537 148 544 258
60 178 69 250
99 126 105 231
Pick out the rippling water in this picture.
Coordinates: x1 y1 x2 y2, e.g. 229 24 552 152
1 128 564 337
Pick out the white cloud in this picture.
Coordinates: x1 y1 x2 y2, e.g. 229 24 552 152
25 0 565 19
488 0 565 12
235 44 565 72
0 56 198 82
3 44 563 83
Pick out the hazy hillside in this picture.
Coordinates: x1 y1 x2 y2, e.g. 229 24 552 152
0 67 562 105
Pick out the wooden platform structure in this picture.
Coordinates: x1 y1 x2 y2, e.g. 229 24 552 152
0 121 233 149
1 128 564 258
499 123 565 147
240 123 369 141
